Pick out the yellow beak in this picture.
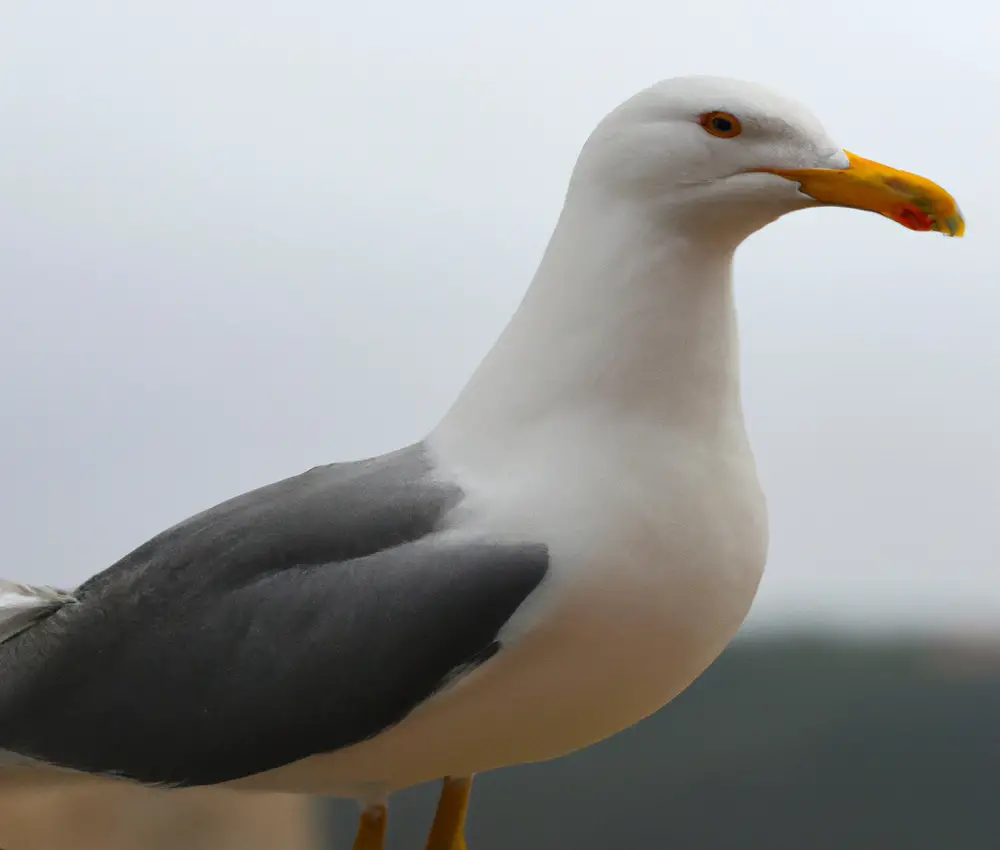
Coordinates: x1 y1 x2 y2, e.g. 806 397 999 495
754 151 965 237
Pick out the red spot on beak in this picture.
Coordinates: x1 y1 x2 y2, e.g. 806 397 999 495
894 205 934 231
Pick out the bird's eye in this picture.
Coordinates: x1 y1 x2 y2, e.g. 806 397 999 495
699 111 742 139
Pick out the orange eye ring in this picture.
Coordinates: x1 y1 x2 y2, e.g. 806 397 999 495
700 111 742 139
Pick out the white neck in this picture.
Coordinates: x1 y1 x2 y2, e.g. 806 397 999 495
433 188 748 452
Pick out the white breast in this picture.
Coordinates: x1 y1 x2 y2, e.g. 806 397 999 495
447 412 769 707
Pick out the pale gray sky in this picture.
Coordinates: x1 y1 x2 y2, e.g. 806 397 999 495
1 1 997 634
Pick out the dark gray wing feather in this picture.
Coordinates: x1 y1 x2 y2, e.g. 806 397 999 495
0 443 548 786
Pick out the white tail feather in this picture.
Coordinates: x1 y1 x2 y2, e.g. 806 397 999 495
0 580 75 644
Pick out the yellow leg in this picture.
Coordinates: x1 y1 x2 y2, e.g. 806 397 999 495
352 803 388 850
424 775 473 850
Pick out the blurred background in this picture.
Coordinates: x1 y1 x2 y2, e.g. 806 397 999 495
1 0 996 847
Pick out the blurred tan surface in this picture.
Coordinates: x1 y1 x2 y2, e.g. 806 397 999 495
0 783 320 850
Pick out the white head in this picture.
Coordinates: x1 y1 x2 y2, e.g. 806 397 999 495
569 75 963 245
434 76 964 452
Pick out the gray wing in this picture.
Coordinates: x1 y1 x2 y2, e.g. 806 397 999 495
0 443 548 787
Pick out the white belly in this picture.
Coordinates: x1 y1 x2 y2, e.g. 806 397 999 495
0 478 766 801
233 490 763 797
3 538 764 801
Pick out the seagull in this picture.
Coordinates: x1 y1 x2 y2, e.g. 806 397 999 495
0 75 963 849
